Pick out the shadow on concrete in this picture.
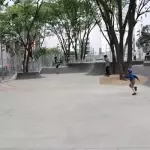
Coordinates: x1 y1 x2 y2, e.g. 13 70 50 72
16 72 45 80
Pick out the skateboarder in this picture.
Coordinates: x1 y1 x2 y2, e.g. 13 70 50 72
124 68 140 95
104 55 110 76
55 60 61 74
133 50 136 61
56 61 60 69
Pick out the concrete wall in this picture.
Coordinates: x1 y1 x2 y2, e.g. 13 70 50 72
41 61 143 75
144 55 150 66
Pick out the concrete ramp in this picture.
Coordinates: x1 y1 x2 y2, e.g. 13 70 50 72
16 62 145 79
87 62 105 75
88 61 144 76
41 62 113 75
41 63 94 74
132 65 150 76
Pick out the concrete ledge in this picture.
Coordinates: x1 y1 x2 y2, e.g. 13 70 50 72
144 61 150 66
132 61 144 65
16 72 42 80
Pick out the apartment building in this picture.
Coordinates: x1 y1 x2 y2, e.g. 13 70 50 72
134 0 150 60
99 1 150 61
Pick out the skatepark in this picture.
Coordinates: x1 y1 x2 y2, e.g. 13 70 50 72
0 62 150 150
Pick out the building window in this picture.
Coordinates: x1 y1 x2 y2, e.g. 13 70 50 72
145 13 147 17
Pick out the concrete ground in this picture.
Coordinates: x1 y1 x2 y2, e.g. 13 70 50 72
0 73 150 150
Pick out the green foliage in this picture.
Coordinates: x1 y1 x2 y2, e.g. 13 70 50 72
33 47 61 60
137 25 150 53
45 0 96 60
0 0 46 46
0 0 96 62
0 0 50 60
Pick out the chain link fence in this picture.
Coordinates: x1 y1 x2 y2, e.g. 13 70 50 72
0 53 65 80
0 51 145 81
0 57 17 81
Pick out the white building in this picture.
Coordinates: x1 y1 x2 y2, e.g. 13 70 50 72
134 0 150 60
99 1 150 61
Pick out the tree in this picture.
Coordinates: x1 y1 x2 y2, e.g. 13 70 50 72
0 0 47 72
45 0 96 62
79 0 96 60
126 0 150 65
137 25 150 53
0 0 22 56
92 0 150 79
33 47 61 60
88 0 117 73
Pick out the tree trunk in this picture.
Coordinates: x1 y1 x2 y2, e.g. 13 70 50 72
67 41 71 62
83 35 90 60
26 52 30 73
118 61 124 80
110 45 116 74
127 28 133 67
117 0 124 80
119 42 124 80
23 48 27 72
127 0 136 68
25 43 32 73
116 42 124 80
74 38 78 60
80 40 83 60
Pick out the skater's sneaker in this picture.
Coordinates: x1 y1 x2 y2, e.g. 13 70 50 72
134 86 137 91
132 93 137 95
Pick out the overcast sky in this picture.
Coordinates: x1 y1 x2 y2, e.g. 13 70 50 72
43 26 103 53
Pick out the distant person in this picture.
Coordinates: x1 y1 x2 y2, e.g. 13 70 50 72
124 68 140 95
133 50 136 61
56 60 60 69
104 55 110 76
54 56 57 64
145 51 150 60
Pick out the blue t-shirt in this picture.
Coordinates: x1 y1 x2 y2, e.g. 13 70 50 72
124 73 138 81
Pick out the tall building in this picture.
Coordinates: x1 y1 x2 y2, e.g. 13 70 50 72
100 1 150 61
134 0 150 60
